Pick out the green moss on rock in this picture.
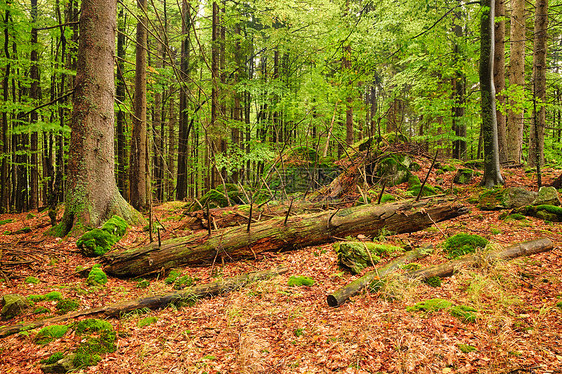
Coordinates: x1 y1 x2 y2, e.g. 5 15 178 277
27 294 46 302
1 294 32 320
41 351 64 364
87 264 107 286
406 298 453 313
36 324 69 344
55 298 80 314
77 229 119 257
443 233 488 258
287 275 315 287
101 216 128 237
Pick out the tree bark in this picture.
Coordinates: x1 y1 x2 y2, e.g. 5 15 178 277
130 0 148 210
494 0 507 163
116 5 127 195
327 246 430 307
103 198 468 277
480 0 504 187
0 267 288 339
452 10 466 160
29 0 40 210
529 0 548 168
56 0 142 236
1 3 11 212
407 238 553 280
506 0 526 164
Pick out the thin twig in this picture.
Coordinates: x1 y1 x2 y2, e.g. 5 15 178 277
416 150 439 202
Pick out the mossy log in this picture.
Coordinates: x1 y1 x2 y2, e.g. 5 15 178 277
407 238 554 281
327 246 431 307
104 198 468 277
0 266 287 339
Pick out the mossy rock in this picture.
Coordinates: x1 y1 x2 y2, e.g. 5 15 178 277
198 183 246 209
33 306 51 315
77 229 119 257
138 316 158 328
1 294 32 320
463 160 483 170
518 204 562 222
380 194 396 203
74 318 113 334
87 265 107 286
41 352 65 365
55 299 80 314
334 242 403 274
25 276 40 284
478 187 538 211
375 154 413 186
453 168 474 184
408 183 439 197
27 294 46 302
36 324 69 345
533 186 561 206
287 275 315 287
450 305 477 323
72 318 116 370
100 216 128 237
443 233 488 258
406 298 453 312
40 354 76 373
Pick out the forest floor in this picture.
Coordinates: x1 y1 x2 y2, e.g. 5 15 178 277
1 163 562 374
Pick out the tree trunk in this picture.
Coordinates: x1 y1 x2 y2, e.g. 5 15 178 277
116 5 127 195
327 246 430 307
506 0 526 164
494 0 507 163
103 198 468 277
55 0 142 236
130 0 148 210
480 0 504 187
1 3 11 212
452 10 466 160
407 238 553 280
0 267 288 339
176 0 191 201
529 0 548 168
29 0 40 210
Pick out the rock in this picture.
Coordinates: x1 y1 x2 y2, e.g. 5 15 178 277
533 186 561 206
41 354 77 373
504 187 538 209
1 294 32 320
453 169 474 184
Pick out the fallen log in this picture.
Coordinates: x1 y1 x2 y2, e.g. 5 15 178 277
104 198 469 277
0 266 287 339
407 238 554 281
327 246 431 307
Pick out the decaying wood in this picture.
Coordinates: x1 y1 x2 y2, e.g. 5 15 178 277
407 238 554 281
0 266 288 339
104 198 468 277
327 246 431 307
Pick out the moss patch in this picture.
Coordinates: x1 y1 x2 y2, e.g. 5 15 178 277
137 279 150 288
87 264 108 286
72 319 116 370
41 351 64 364
443 233 488 258
458 344 477 353
25 276 40 284
138 316 158 328
56 298 80 314
0 218 14 225
36 324 69 345
406 298 453 313
165 269 182 285
335 242 403 274
424 276 442 287
450 305 477 323
77 215 129 257
45 291 62 301
287 275 315 287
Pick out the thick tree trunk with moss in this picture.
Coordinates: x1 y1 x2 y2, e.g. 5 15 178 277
104 198 468 277
55 0 142 236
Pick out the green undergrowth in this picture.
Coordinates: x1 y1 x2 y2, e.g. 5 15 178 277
27 291 62 303
424 276 442 287
443 233 488 258
138 316 158 328
35 324 69 345
25 276 40 284
55 298 80 314
407 298 477 323
165 270 198 289
76 216 128 257
72 319 117 370
287 275 315 287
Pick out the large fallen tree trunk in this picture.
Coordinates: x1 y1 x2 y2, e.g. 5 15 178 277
327 246 431 307
104 198 469 277
0 266 287 339
406 238 554 281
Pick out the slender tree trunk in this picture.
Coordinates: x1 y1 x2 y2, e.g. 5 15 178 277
130 0 148 210
480 0 504 187
1 4 11 212
452 10 466 160
506 0 526 163
529 0 548 167
176 0 191 201
56 0 142 236
116 6 127 196
29 0 40 209
494 0 507 163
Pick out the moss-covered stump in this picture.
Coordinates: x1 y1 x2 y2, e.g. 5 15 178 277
334 241 403 274
517 204 562 222
443 233 488 258
1 294 32 320
77 216 128 257
453 168 475 184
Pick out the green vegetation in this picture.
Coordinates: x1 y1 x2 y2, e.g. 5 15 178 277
45 291 62 301
458 344 477 353
287 275 315 287
174 275 195 289
36 324 69 344
334 241 403 274
33 306 51 314
41 352 64 364
450 305 477 323
380 194 396 203
443 233 488 258
0 219 14 225
165 269 182 284
138 316 158 328
406 298 453 313
77 216 129 257
477 187 505 210
87 264 108 285
27 294 45 302
25 276 40 284
424 276 442 287
55 298 80 314
74 319 113 334
137 279 150 288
